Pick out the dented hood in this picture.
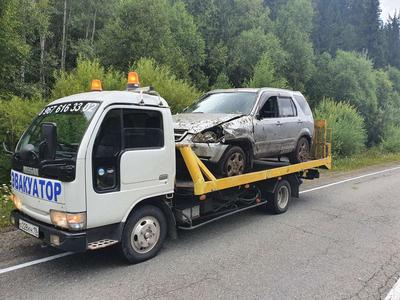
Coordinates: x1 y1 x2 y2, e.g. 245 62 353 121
173 113 243 133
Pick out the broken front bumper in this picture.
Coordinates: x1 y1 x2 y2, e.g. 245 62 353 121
191 143 228 163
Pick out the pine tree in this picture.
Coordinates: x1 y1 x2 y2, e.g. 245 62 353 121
385 14 400 68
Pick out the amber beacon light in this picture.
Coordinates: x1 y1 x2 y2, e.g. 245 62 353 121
91 79 102 92
127 71 140 90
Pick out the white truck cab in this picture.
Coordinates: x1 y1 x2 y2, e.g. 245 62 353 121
9 73 332 264
10 75 179 262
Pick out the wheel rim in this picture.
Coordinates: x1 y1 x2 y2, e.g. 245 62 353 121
277 185 289 209
131 216 160 254
298 140 309 162
226 152 245 176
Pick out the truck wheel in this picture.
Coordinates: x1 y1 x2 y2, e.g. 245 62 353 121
120 205 167 264
267 180 291 214
219 146 247 177
289 137 310 164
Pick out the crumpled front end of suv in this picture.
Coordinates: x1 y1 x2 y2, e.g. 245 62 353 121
173 113 254 163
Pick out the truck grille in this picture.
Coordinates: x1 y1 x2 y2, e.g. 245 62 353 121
174 129 188 142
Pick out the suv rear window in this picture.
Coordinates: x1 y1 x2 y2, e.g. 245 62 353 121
278 97 297 117
294 94 312 116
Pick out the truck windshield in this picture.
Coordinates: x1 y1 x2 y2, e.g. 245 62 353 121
16 102 100 159
185 92 257 114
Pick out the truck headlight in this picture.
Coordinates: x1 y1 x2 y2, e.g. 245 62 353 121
192 131 219 143
50 210 86 230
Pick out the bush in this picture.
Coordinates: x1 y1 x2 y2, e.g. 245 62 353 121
52 57 126 99
0 184 12 229
0 95 46 183
135 58 201 113
314 98 366 157
381 126 400 153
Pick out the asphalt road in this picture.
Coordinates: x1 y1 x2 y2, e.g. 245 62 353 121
1 164 400 300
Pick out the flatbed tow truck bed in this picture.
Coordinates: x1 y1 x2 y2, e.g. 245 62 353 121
173 120 332 230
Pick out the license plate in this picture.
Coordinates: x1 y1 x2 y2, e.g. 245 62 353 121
19 219 39 238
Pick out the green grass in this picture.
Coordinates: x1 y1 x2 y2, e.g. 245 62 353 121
333 149 400 171
0 184 13 231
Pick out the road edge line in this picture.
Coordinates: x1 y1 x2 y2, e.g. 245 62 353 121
300 165 400 194
0 252 73 275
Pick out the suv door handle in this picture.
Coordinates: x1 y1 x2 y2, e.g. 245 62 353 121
276 121 282 126
297 119 303 124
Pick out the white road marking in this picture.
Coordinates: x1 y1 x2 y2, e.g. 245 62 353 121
0 165 400 276
0 252 73 275
385 277 400 300
300 165 400 194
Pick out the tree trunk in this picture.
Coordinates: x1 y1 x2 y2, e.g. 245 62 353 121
40 34 46 86
91 7 97 45
60 0 67 71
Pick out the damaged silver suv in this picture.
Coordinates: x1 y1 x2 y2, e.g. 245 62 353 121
174 88 314 176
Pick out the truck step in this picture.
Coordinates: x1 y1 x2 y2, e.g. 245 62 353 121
88 239 118 250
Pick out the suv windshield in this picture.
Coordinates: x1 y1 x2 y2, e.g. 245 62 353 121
185 92 257 114
16 102 100 159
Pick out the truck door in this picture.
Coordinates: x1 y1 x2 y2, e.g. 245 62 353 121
86 106 175 228
277 97 298 154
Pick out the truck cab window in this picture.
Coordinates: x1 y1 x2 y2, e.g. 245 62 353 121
123 109 164 149
93 109 122 191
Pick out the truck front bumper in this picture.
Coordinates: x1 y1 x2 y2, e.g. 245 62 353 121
10 210 122 253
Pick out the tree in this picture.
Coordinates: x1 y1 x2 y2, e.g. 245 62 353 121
247 52 288 88
0 0 29 97
319 51 379 144
228 29 272 86
97 0 204 80
274 0 315 90
385 14 400 68
134 58 201 113
211 73 232 89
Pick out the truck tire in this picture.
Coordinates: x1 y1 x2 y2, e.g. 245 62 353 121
120 205 167 264
289 136 310 164
267 179 291 214
219 146 247 177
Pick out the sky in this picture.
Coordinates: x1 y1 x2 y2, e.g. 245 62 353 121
381 0 400 21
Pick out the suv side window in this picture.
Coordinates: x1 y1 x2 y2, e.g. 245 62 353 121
278 97 297 117
259 96 279 118
93 109 122 192
123 109 164 149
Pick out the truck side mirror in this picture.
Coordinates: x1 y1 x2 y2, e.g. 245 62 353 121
2 141 13 155
2 130 14 155
41 122 57 160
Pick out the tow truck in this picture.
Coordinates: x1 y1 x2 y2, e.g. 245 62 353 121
7 72 332 263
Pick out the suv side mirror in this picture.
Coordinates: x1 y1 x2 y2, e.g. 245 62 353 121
41 122 57 160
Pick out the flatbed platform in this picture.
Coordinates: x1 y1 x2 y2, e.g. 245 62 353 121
175 120 332 196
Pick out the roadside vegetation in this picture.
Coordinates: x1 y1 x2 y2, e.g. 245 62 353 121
1 0 400 228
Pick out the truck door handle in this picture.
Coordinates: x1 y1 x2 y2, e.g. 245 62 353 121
159 174 168 180
276 121 282 126
297 119 303 124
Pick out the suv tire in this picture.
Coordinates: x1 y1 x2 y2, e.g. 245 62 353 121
289 137 310 164
219 146 247 177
